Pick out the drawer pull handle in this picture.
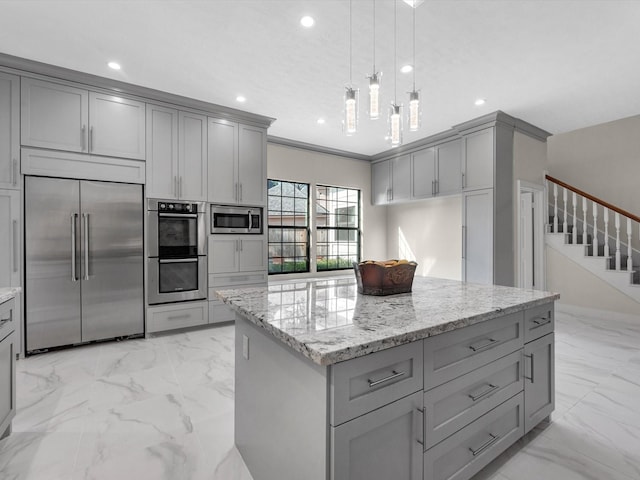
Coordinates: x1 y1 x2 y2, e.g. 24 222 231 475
468 383 499 402
468 338 497 352
167 314 191 321
368 370 405 388
530 317 551 329
469 433 499 456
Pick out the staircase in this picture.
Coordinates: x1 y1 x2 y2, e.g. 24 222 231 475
545 175 640 303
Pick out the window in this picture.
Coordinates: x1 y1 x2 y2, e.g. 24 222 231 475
316 185 361 271
267 180 310 274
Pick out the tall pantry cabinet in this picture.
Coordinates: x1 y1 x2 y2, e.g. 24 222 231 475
0 72 22 356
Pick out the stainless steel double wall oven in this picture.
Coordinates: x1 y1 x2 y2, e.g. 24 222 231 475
147 199 207 304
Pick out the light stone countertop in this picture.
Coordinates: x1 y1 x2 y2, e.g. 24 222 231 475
0 287 20 305
216 276 560 366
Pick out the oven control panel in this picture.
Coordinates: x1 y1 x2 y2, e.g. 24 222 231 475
158 202 198 213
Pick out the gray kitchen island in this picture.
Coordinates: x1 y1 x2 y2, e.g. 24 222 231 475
217 276 559 480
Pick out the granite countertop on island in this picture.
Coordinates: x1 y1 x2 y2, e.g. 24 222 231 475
216 276 559 366
0 287 20 304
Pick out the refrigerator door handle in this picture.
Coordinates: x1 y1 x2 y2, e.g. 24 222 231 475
71 214 78 282
83 213 90 280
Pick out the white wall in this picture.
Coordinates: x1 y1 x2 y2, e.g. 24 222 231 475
386 196 462 280
267 143 387 277
546 115 640 315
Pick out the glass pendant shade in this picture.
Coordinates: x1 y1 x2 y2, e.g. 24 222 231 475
388 103 402 146
408 90 421 131
344 87 358 135
368 73 381 120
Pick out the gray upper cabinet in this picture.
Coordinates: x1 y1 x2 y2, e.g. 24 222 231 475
146 105 207 200
462 127 494 191
208 120 266 206
146 104 178 199
21 78 145 160
21 78 88 153
0 72 19 190
437 139 463 196
411 147 436 199
0 189 21 291
371 155 411 205
178 111 207 201
88 92 145 160
238 125 266 206
411 139 462 200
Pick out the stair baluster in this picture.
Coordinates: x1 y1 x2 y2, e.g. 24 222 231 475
627 218 633 271
603 207 610 258
562 187 568 234
615 212 621 271
582 197 588 245
592 201 598 257
553 183 558 233
572 192 577 245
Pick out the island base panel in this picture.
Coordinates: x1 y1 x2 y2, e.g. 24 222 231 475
235 316 329 480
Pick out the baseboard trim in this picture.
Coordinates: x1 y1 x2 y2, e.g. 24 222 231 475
556 303 640 324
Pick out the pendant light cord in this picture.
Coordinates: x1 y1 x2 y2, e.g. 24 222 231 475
412 4 416 91
349 0 353 85
394 0 397 103
373 0 376 72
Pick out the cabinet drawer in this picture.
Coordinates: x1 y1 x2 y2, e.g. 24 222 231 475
209 299 237 324
424 312 523 390
423 350 523 449
424 393 524 480
331 341 423 426
0 298 16 341
147 301 208 333
209 272 267 289
524 303 554 343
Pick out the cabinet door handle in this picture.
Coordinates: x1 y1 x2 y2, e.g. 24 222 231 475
12 158 18 186
367 370 405 388
12 220 18 273
389 188 393 201
235 183 238 202
469 433 499 456
239 183 243 202
89 126 94 152
468 383 499 402
431 180 435 196
71 214 78 282
81 125 86 151
525 353 534 382
468 337 497 352
461 172 466 189
180 176 183 198
435 179 439 194
239 239 243 251
462 226 466 259
415 407 425 447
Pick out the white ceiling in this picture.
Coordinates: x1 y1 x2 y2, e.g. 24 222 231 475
1 0 639 157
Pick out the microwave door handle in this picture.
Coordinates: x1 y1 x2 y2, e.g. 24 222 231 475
248 211 253 230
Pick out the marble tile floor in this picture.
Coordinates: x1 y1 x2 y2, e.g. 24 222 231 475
0 308 639 480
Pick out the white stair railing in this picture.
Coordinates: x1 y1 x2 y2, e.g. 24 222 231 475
546 175 639 276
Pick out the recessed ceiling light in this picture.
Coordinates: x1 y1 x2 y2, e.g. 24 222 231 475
474 98 486 106
300 16 314 28
317 118 326 125
400 64 413 74
107 61 121 70
402 0 425 7
236 95 246 103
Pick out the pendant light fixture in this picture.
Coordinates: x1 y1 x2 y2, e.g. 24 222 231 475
408 2 421 131
367 0 381 120
388 0 402 146
344 0 358 136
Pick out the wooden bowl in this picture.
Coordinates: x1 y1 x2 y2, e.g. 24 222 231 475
353 260 418 296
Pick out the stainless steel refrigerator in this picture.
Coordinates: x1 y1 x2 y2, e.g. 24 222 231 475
25 176 144 352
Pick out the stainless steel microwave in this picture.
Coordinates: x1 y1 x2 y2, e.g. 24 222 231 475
211 205 262 234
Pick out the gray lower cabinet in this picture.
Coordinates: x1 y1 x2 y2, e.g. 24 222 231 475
524 332 554 433
332 391 423 480
0 297 16 440
424 393 524 480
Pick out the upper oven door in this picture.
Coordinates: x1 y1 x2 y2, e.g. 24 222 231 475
211 206 262 234
148 211 206 257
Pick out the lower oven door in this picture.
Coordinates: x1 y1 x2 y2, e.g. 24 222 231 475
148 256 207 305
